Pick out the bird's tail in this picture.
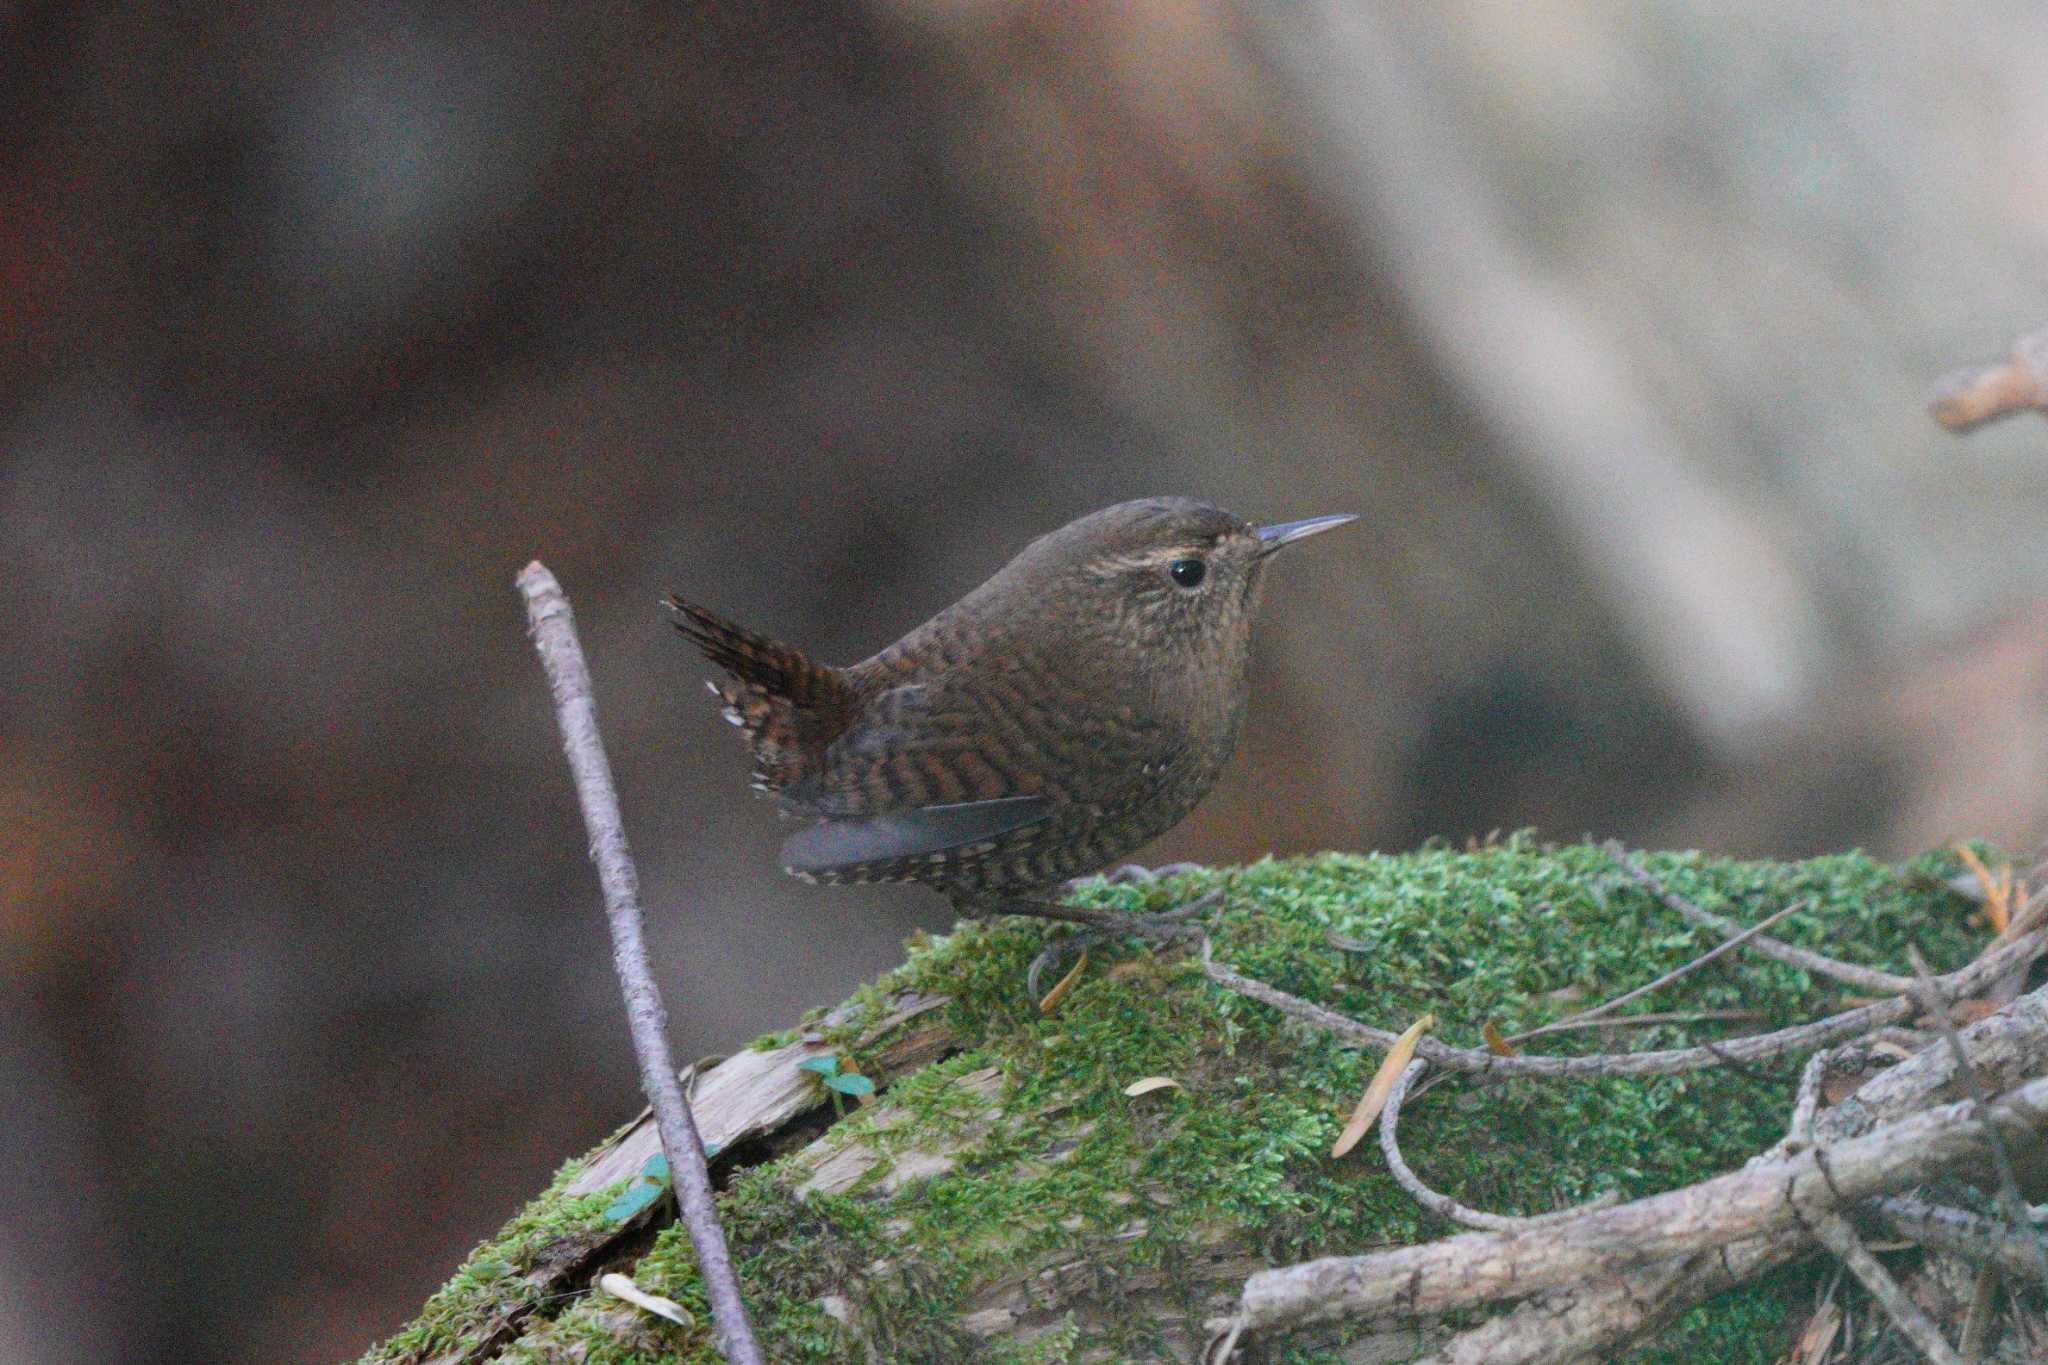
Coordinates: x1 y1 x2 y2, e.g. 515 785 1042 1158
664 594 857 794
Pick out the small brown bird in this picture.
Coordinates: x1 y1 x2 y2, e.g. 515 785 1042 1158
668 497 1351 921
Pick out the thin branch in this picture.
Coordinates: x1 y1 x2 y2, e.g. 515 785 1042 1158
517 562 765 1365
1906 946 2048 1292
1809 1212 1962 1365
1958 1263 1996 1363
1200 922 2046 1080
1378 1060 1618 1231
1506 1009 1765 1044
1820 979 2048 1142
1507 897 1812 1044
1610 846 1914 995
1778 1049 1831 1155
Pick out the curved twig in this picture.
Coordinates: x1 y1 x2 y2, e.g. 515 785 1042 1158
1020 890 1220 1000
1378 1060 1619 1231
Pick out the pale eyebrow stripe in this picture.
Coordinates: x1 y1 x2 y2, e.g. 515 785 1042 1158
1084 547 1201 578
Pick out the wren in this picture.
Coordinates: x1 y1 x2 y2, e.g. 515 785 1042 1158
668 497 1352 923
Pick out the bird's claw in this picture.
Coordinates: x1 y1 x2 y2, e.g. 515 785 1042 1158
1018 889 1222 1001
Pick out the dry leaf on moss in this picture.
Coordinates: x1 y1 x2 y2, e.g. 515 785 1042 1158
1331 1013 1435 1158
598 1272 694 1328
1038 951 1089 1013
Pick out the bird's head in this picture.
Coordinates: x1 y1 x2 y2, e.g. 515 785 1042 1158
1004 497 1354 665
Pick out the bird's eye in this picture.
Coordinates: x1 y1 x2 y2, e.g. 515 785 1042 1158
1167 556 1207 589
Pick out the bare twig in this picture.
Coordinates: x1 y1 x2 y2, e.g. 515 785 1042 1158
1506 1009 1765 1044
1378 1060 1618 1231
1808 1212 1962 1365
1959 1262 1996 1363
518 562 765 1365
1610 846 1914 995
1223 1076 2048 1339
1201 922 2046 1081
1906 946 2048 1292
1773 1048 1834 1158
1930 324 2048 431
1507 897 1813 1044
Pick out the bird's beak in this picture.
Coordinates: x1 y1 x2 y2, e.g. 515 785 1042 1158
1254 514 1356 558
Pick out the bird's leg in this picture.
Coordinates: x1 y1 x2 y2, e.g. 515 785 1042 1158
1001 890 1219 936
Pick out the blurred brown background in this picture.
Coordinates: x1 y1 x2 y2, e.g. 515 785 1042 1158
8 3 2048 1360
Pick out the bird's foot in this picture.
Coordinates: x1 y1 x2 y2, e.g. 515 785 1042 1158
1016 890 1222 1001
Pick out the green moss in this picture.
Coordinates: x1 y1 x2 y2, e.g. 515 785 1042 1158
359 1154 617 1365
363 841 1989 1363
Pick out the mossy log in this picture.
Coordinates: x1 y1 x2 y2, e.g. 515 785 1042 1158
361 841 2006 1364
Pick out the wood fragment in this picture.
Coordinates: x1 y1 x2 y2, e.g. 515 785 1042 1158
1877 1198 2048 1283
1788 1297 1842 1365
1930 325 2048 431
598 1273 694 1329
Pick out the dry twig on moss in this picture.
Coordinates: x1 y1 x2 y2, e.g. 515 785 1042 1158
517 562 764 1365
1609 845 1913 994
1389 980 2048 1365
1504 894 1809 1045
1196 862 2048 1364
1214 1074 2048 1346
1376 1059 1618 1232
1201 922 2046 1081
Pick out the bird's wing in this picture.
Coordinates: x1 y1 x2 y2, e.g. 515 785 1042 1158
791 676 1173 814
773 674 1178 883
779 795 1051 879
